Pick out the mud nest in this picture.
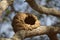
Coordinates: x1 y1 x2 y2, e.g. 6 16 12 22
12 12 40 32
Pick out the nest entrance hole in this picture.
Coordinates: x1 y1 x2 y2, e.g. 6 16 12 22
24 16 36 25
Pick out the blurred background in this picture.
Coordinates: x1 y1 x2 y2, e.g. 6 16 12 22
0 0 60 40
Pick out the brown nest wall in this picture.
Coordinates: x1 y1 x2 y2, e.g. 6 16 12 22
12 12 40 32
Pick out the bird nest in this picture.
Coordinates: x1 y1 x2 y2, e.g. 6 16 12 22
12 12 40 32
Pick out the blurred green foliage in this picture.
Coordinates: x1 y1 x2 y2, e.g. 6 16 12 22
5 9 10 16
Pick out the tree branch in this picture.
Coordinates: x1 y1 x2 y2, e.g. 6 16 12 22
12 26 60 40
0 26 60 40
26 0 60 17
